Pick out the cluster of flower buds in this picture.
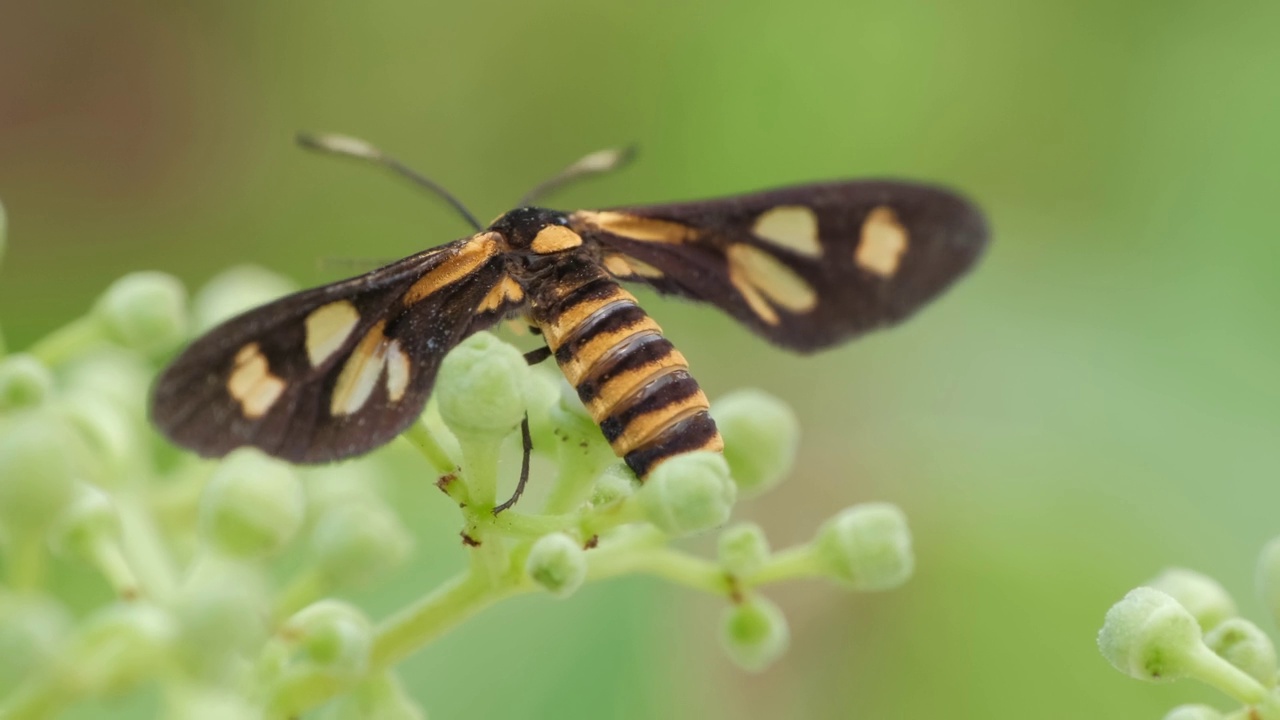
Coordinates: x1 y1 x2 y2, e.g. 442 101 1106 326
0 207 916 718
1099 548 1280 720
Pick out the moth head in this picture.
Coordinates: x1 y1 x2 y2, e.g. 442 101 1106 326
489 208 583 256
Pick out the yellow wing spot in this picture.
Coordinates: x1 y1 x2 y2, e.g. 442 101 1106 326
227 342 286 418
477 276 525 314
304 300 360 367
385 340 411 402
856 206 909 277
330 320 390 416
571 211 698 244
530 225 583 254
727 244 817 324
602 254 664 280
752 205 822 257
403 233 499 306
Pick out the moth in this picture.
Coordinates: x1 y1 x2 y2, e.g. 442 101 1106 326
151 134 988 510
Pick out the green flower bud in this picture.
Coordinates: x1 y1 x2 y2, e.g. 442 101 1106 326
322 672 426 720
92 271 188 355
1256 537 1280 631
0 354 54 410
172 557 269 682
311 501 412 588
436 332 531 439
712 390 799 495
592 463 637 506
194 264 297 333
71 602 176 694
637 452 736 536
1149 568 1237 631
1203 618 1277 686
718 523 770 578
62 390 140 483
48 482 120 561
525 532 587 598
0 413 81 537
720 595 790 672
813 503 913 590
62 348 153 422
0 593 72 696
199 448 306 558
1163 705 1224 720
282 600 372 679
1098 587 1207 682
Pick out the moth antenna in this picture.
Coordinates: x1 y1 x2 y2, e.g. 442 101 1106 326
517 145 638 208
297 132 484 232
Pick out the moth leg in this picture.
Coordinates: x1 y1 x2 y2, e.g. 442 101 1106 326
523 345 552 365
493 414 533 515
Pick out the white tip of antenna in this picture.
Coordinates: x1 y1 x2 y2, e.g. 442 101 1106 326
569 147 635 174
296 132 383 160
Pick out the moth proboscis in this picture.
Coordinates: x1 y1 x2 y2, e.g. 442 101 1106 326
150 133 989 511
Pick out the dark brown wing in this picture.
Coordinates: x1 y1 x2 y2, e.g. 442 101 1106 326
569 180 988 352
150 232 511 463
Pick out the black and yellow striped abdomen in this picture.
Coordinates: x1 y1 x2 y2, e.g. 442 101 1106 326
530 267 723 478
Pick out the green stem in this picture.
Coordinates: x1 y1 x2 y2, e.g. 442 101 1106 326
746 545 824 587
89 536 141 600
273 567 331 624
371 569 527 670
586 527 730 596
28 316 105 367
6 532 46 591
401 421 456 475
492 510 577 538
1188 643 1278 714
543 443 610 515
114 491 179 603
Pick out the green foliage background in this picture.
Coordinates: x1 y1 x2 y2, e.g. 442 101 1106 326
1 1 1277 717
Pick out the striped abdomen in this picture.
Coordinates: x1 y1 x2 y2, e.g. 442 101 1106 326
532 272 723 478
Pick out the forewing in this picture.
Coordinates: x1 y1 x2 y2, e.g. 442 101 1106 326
150 233 509 463
569 180 988 351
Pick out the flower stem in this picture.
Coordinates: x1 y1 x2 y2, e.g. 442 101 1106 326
28 316 104 366
402 421 456 475
746 545 824 587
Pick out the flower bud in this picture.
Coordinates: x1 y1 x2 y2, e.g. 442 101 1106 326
1163 706 1224 720
71 603 176 694
0 593 72 696
0 354 54 410
0 413 81 537
62 348 152 422
1149 568 1237 631
199 448 306 558
525 533 588 598
310 500 412 588
712 390 800 495
193 264 297 333
48 482 120 561
172 557 269 682
637 452 736 536
282 600 372 679
436 332 530 439
1098 587 1207 682
92 271 188 355
591 463 636 506
814 503 913 590
718 523 770 578
1203 618 1277 687
63 390 140 483
720 595 790 672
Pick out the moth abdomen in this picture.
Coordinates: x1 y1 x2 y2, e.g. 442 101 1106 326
532 268 723 478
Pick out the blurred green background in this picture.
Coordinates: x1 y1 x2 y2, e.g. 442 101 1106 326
2 0 1278 717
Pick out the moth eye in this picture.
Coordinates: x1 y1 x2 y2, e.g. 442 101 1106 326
751 205 822 258
227 342 286 418
855 206 910 277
